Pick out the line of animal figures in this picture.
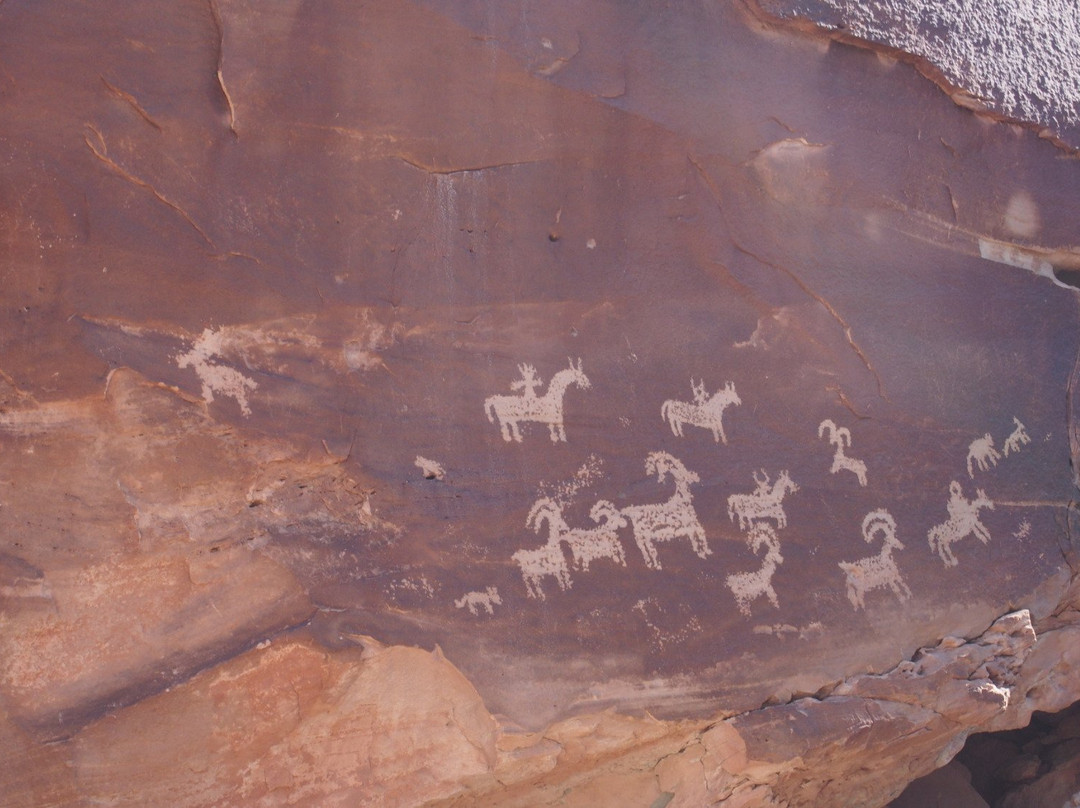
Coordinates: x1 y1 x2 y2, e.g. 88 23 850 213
458 360 1033 618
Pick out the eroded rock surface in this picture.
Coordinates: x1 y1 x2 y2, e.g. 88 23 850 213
2 0 1080 805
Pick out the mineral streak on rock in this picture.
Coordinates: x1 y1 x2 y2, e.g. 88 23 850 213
2 0 1080 805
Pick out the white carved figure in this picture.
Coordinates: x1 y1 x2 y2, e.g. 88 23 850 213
454 586 502 615
838 509 911 610
661 379 741 443
1003 417 1031 456
526 497 627 572
621 451 710 570
414 456 445 480
727 469 799 531
818 419 868 487
927 481 995 567
966 433 1002 478
484 358 591 443
512 541 572 600
726 523 784 617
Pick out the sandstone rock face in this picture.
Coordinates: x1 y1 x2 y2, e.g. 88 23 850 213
2 1 1080 806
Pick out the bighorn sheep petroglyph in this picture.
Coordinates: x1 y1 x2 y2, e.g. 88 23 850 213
838 509 911 610
621 451 710 570
726 523 784 617
818 419 868 487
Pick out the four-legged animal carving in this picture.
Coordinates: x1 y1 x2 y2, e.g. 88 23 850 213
726 523 783 617
527 497 627 572
966 433 1001 478
485 359 591 443
454 586 502 615
1003 417 1030 456
621 451 710 570
727 469 798 531
838 510 911 610
512 542 572 600
818 419 868 487
928 481 995 567
661 379 741 443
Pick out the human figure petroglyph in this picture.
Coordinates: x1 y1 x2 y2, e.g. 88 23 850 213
454 586 502 615
526 497 627 572
818 419 868 487
661 379 741 443
484 358 591 443
512 541 572 600
727 470 799 531
838 509 911 610
1003 417 1030 456
967 433 1001 478
621 451 710 570
726 523 783 617
928 481 995 567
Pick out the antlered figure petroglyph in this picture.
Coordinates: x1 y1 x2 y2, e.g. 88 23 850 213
512 541 572 600
1003 417 1030 456
526 497 627 572
621 451 710 570
838 509 911 610
726 523 784 617
484 358 591 443
967 433 1002 478
928 481 995 566
727 469 799 531
818 419 868 487
661 379 741 443
454 586 502 615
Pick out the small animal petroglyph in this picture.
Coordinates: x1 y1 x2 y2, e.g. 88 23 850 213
526 497 627 572
621 451 710 570
1003 417 1030 456
726 523 783 617
175 328 258 416
838 509 911 610
484 358 591 443
512 541 572 600
818 419 867 487
727 469 799 531
928 481 995 567
661 379 741 444
454 586 502 615
414 456 445 480
967 433 1002 478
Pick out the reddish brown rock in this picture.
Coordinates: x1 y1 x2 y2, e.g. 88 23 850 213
2 0 1080 805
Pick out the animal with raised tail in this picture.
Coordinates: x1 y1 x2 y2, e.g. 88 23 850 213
454 586 502 616
818 419 868 487
838 509 910 610
661 379 741 444
928 481 995 567
1003 417 1030 456
484 358 591 443
966 433 1001 478
621 451 710 570
726 523 784 617
727 469 799 531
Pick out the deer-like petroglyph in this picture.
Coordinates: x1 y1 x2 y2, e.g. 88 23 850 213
928 481 995 566
1003 417 1030 456
967 433 1002 478
484 358 591 443
838 509 911 610
621 451 710 570
818 419 868 487
661 379 741 443
512 540 572 600
727 470 799 531
526 497 627 572
454 586 502 615
726 523 784 617
175 328 258 416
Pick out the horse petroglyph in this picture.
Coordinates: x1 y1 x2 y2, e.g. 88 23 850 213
928 481 995 567
1003 417 1031 456
967 433 1002 478
526 497 627 572
454 586 502 615
621 451 710 570
726 523 784 617
661 379 741 443
818 419 868 487
727 470 799 531
484 358 590 443
838 509 910 610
